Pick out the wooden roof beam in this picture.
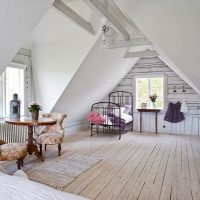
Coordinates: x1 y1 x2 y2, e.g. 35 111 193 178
53 0 95 35
105 37 152 49
124 50 158 58
109 0 143 38
87 0 130 40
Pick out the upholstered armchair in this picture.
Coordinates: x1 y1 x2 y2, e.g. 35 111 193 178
0 139 6 145
0 140 27 170
36 113 67 156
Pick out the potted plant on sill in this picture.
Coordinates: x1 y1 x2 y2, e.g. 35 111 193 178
149 94 158 108
28 102 42 121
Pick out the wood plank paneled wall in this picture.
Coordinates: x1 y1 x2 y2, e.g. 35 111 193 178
112 57 200 135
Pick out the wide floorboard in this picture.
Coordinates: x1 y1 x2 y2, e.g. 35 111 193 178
2 131 200 200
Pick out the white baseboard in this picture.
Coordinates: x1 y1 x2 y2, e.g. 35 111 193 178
64 120 89 134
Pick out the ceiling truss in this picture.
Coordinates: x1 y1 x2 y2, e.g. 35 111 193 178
53 0 95 35
124 50 158 58
54 0 155 58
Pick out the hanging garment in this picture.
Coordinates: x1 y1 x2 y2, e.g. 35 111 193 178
180 100 188 113
164 102 185 123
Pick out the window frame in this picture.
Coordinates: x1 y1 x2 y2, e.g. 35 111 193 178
133 74 167 112
0 63 27 118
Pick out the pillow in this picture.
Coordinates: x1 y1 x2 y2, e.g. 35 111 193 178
12 170 29 180
87 111 105 125
123 105 132 114
0 167 29 180
120 107 126 113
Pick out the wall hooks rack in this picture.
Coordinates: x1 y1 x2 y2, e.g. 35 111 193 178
182 85 186 92
173 86 177 92
173 85 186 93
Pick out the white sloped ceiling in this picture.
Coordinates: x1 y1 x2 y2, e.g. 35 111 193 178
0 0 54 74
114 0 200 94
52 37 138 123
29 1 138 124
31 4 101 112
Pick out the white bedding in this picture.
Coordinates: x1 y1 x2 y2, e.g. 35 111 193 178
103 113 133 125
120 113 133 124
0 173 89 200
103 115 112 125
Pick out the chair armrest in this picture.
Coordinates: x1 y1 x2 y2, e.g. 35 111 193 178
34 126 45 136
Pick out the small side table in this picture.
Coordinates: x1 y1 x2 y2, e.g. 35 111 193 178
137 109 161 133
5 117 56 161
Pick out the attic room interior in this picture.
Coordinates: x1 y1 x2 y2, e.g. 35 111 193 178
0 0 200 199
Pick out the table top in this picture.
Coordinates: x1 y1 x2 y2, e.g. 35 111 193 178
137 108 161 112
5 117 56 126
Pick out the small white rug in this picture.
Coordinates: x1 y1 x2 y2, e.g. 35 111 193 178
28 154 102 190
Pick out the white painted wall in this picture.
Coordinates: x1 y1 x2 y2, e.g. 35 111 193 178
31 7 100 112
115 0 200 94
0 0 54 74
53 37 138 124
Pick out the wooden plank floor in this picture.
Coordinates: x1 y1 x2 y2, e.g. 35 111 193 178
2 131 200 200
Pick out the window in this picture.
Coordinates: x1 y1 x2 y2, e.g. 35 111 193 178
0 67 24 117
136 76 164 109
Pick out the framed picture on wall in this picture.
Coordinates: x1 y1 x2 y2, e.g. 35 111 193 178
141 103 147 109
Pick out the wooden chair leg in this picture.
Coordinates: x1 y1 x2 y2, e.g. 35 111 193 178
58 143 61 156
20 157 25 167
20 160 23 167
16 160 21 170
39 144 43 156
45 144 47 151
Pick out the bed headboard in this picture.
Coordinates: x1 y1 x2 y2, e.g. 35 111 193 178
109 91 133 115
109 91 133 105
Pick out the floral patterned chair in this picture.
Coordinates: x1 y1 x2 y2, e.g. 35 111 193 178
0 140 27 170
0 139 6 145
36 113 67 156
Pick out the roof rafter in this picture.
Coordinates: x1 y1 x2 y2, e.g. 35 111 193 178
124 50 158 58
53 0 95 35
105 38 152 49
109 0 143 37
87 0 130 40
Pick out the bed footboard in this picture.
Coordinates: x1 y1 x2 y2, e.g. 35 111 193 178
89 91 133 139
90 102 122 139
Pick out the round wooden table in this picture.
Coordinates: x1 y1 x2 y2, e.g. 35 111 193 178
5 117 56 161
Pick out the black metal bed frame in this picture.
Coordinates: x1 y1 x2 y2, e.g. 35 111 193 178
90 91 133 139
